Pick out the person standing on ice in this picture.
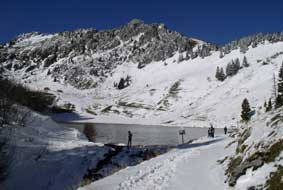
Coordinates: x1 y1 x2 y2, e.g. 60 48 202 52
127 130 133 149
224 126 227 135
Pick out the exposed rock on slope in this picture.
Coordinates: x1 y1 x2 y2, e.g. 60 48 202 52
225 108 283 190
0 19 216 89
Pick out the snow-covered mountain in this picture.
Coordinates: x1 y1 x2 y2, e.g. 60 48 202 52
1 19 283 127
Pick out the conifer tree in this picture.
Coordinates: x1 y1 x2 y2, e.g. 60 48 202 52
272 73 277 99
266 98 272 112
235 58 241 68
275 62 283 108
243 56 249 67
215 67 226 81
215 66 220 80
219 68 225 81
226 59 241 76
241 98 251 122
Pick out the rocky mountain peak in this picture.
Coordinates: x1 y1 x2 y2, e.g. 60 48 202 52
0 20 218 89
128 18 144 26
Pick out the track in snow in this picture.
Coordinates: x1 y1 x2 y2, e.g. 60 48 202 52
79 136 233 190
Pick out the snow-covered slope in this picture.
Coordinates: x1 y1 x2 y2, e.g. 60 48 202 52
78 136 235 190
1 20 283 127
0 111 113 190
87 41 283 127
224 107 283 190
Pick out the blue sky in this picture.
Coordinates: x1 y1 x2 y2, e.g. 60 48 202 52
0 0 282 44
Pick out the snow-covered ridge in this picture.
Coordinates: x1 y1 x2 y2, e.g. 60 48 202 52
1 20 283 127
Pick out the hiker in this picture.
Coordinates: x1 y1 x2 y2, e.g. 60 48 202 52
127 130 133 149
209 123 215 138
224 126 227 135
208 128 211 137
211 126 215 138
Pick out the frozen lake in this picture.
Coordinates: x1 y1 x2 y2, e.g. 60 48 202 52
59 122 224 145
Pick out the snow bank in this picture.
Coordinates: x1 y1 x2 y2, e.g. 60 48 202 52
225 107 283 189
0 112 112 190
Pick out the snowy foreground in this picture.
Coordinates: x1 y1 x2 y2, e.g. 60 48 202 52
2 109 283 190
0 111 236 190
78 136 235 190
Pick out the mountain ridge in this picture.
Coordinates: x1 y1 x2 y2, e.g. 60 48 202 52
1 19 283 127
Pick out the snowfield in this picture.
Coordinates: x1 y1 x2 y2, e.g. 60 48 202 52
0 111 236 190
0 112 112 190
78 136 235 190
10 39 283 128
2 24 283 190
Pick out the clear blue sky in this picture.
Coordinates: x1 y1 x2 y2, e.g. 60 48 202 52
0 0 282 44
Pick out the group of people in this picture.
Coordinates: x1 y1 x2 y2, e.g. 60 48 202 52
127 124 228 150
208 124 228 138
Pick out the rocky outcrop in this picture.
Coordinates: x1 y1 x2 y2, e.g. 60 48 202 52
0 19 217 89
225 110 283 189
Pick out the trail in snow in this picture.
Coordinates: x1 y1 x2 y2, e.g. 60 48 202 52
79 136 234 190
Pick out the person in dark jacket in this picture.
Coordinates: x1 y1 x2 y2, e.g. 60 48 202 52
209 123 215 138
208 128 211 137
211 126 215 138
127 131 133 149
224 126 227 135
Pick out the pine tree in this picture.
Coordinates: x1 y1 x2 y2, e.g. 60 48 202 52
226 59 241 77
243 56 249 67
241 98 251 122
215 67 225 81
266 98 273 112
275 62 283 108
272 73 277 99
234 58 241 71
219 68 226 81
215 66 220 80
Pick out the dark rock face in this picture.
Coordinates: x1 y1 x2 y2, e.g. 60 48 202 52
0 19 217 89
227 158 264 186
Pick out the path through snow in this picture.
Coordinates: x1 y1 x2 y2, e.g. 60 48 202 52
78 136 234 190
